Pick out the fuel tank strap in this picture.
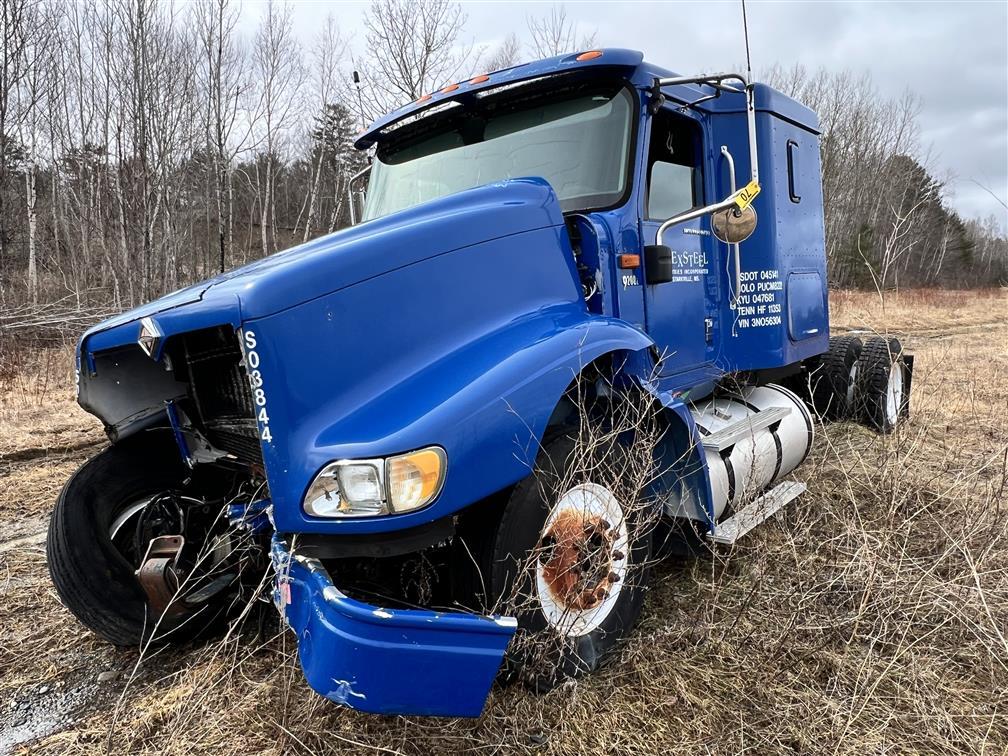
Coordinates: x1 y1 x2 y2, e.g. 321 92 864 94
699 405 791 451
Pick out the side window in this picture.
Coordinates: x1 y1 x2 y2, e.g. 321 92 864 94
646 110 703 220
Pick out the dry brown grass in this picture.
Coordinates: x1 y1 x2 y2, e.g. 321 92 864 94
829 287 1007 335
1 289 1006 755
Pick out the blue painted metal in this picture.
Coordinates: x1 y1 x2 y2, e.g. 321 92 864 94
270 536 515 717
164 401 193 468
228 500 272 533
71 48 832 717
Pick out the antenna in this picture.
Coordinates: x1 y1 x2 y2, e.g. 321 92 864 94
741 0 753 84
352 70 366 132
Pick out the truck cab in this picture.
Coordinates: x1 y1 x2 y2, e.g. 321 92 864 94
50 49 908 721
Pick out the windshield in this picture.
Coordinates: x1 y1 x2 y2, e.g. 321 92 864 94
362 83 635 220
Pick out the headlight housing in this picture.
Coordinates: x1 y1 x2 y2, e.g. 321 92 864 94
303 447 447 518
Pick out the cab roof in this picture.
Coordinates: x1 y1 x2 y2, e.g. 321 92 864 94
353 48 818 150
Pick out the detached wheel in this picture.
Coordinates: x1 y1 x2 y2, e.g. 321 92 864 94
855 336 907 433
489 435 652 691
814 335 863 420
47 430 234 646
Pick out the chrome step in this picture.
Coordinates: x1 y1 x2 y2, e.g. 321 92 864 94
707 480 806 545
699 405 791 451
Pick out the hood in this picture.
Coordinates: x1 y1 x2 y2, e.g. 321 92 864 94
206 177 564 321
82 178 565 356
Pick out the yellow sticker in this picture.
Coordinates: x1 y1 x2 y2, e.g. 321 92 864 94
734 180 761 210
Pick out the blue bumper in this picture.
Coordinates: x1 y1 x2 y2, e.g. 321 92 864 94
270 537 516 717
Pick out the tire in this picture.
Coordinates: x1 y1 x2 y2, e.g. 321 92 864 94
816 335 863 421
786 354 821 409
46 430 223 646
854 336 907 433
488 434 652 692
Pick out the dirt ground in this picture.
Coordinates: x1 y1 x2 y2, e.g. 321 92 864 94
0 288 1005 755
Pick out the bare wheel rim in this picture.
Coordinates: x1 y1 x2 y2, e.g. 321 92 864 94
108 497 154 563
534 483 629 637
108 498 150 543
885 362 904 424
108 496 232 579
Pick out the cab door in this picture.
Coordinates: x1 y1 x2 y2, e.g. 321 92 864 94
640 107 720 380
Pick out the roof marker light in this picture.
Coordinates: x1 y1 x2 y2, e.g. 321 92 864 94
576 50 603 61
441 83 459 93
469 74 490 84
416 93 432 103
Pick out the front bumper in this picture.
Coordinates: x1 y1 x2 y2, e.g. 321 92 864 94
270 536 516 717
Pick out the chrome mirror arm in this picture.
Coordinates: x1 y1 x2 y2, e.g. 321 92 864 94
347 164 372 226
655 192 742 247
656 72 759 186
721 146 742 306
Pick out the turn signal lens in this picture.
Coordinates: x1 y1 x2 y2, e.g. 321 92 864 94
575 50 603 61
387 447 446 513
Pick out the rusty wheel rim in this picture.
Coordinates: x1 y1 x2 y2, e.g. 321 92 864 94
534 483 629 636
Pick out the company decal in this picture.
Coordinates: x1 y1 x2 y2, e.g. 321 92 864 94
666 249 709 284
732 268 783 330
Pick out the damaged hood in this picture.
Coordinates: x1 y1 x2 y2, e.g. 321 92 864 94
80 178 564 355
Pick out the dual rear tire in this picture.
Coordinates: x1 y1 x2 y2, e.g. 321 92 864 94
803 334 909 432
854 337 909 433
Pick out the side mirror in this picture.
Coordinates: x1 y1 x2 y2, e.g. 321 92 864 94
711 205 757 244
644 244 674 284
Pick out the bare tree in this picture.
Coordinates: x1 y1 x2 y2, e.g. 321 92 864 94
0 0 39 298
194 0 249 273
360 0 472 115
526 4 595 59
483 32 521 72
10 0 49 302
250 0 304 256
299 14 345 243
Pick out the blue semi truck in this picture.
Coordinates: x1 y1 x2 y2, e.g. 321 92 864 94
48 49 910 718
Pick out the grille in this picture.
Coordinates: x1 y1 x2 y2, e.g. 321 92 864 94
180 327 263 466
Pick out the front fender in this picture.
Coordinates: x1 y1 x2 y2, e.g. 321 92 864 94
256 301 653 534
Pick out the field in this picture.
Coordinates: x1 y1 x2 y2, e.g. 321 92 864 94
1 289 1006 755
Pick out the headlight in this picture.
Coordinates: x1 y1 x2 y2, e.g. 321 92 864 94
303 447 446 518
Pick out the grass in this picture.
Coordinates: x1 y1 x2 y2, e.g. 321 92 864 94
0 288 1006 755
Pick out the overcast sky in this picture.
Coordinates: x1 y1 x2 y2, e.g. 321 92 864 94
243 1 1008 229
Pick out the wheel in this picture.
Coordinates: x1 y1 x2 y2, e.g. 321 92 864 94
47 430 238 646
814 335 863 420
488 434 652 691
854 336 907 433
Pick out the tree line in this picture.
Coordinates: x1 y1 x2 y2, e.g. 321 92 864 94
0 0 1004 327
